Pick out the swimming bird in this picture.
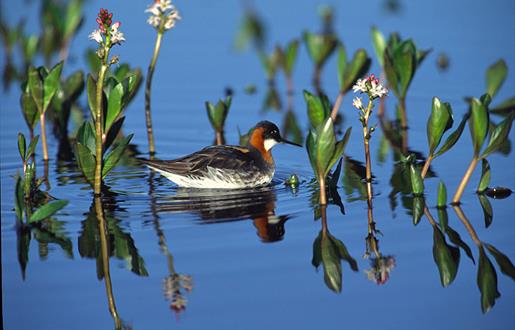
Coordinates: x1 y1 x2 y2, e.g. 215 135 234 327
141 121 301 188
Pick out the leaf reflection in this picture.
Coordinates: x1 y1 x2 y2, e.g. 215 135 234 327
312 206 358 292
78 194 148 278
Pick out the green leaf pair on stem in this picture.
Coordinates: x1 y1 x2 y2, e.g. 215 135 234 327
206 96 232 145
306 116 352 205
26 61 64 161
312 209 358 293
76 71 136 190
452 95 513 204
303 31 338 92
373 28 430 128
331 44 371 120
421 97 469 178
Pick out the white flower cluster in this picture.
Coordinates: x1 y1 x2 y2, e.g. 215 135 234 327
146 0 181 31
352 74 388 100
88 22 125 46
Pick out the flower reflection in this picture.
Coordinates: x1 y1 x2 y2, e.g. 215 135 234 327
364 255 396 285
163 273 193 312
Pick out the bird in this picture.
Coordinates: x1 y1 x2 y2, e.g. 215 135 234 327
141 121 301 189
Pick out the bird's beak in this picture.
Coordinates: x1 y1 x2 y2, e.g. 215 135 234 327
280 137 302 147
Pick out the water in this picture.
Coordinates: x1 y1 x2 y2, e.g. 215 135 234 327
1 0 515 329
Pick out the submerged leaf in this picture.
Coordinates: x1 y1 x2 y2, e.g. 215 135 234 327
29 200 69 223
433 225 460 287
478 194 493 228
484 243 515 281
477 159 490 193
477 247 500 314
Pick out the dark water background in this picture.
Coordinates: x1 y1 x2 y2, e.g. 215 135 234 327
1 0 515 329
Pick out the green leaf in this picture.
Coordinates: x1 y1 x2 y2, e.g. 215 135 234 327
334 238 358 271
412 196 425 225
284 39 299 76
490 96 515 116
303 31 337 68
28 66 44 113
395 40 416 98
75 142 96 184
87 74 97 120
480 113 514 158
343 48 370 92
445 226 475 264
409 162 424 195
486 59 507 99
383 48 400 98
43 61 63 112
484 243 515 281
336 44 347 90
477 159 490 193
433 225 460 287
102 134 133 178
477 247 500 314
326 127 352 177
104 117 125 151
26 135 39 159
478 194 493 228
76 121 96 155
18 133 27 162
29 200 69 223
312 233 322 268
105 82 124 133
469 98 489 156
64 0 82 40
437 181 447 208
21 88 40 130
315 118 336 179
427 97 454 154
14 175 24 220
370 26 386 68
306 130 318 175
304 90 331 128
63 70 85 101
321 233 342 292
434 113 469 157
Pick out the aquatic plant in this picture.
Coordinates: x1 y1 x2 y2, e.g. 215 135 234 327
452 95 513 204
331 44 371 120
26 61 64 161
15 133 71 277
303 31 338 93
420 97 468 178
0 20 23 90
306 115 351 205
304 90 331 128
452 205 515 313
351 74 388 200
77 8 132 195
234 7 266 52
312 206 358 292
40 0 84 63
258 47 281 84
276 39 299 94
371 28 430 128
205 96 232 145
145 0 181 155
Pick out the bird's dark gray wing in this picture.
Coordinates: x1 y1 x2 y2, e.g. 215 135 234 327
141 146 261 176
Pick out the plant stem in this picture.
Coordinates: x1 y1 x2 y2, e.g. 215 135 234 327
313 66 322 95
40 112 49 160
145 31 163 156
452 157 479 204
94 64 108 196
452 205 482 247
421 154 433 179
319 175 327 205
330 90 344 121
320 204 328 236
399 97 407 129
95 196 121 329
286 75 294 96
215 131 224 145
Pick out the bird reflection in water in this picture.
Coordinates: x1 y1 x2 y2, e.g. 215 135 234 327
152 185 290 243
